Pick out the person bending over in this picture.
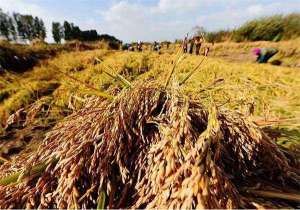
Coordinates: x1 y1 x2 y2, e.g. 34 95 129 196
253 48 278 63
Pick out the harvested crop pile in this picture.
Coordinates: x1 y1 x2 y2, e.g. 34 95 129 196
0 81 299 209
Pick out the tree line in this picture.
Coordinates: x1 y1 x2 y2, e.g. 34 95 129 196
1 8 121 44
52 21 120 44
0 9 46 41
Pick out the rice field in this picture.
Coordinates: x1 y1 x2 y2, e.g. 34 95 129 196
0 41 300 208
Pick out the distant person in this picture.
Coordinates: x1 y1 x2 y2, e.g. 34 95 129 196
153 41 157 51
129 44 135 51
204 47 210 57
153 41 160 52
166 42 170 49
137 41 143 52
253 48 278 63
183 36 188 53
188 38 194 54
194 36 203 55
156 42 161 51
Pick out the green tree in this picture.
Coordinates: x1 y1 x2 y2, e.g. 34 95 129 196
33 17 46 40
13 13 23 38
0 9 10 39
192 26 206 37
71 25 81 39
8 17 16 40
13 13 46 42
63 21 72 40
80 30 99 41
63 21 83 40
61 20 121 43
23 15 34 40
13 13 35 41
52 22 62 43
0 9 16 40
39 19 46 40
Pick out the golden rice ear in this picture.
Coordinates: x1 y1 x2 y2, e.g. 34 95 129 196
0 82 299 209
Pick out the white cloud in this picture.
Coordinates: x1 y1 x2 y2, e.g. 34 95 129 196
100 0 199 42
246 2 300 17
247 5 264 16
196 1 300 31
157 0 200 13
100 0 300 42
0 0 45 17
102 1 147 24
1 0 299 43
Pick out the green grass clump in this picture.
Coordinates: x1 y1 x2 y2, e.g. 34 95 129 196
203 13 300 43
233 13 300 42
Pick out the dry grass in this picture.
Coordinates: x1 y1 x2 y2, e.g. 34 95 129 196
202 38 300 67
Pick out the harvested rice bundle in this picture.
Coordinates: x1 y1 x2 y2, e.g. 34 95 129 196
0 81 299 209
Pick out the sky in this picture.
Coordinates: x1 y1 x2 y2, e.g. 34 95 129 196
0 0 299 43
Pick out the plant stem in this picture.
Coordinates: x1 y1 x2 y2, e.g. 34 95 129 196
97 190 106 209
179 56 206 86
0 157 8 164
96 57 132 88
244 189 300 202
103 70 132 88
52 66 113 100
0 158 58 186
164 54 185 88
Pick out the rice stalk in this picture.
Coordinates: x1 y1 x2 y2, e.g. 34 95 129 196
0 157 8 164
179 56 207 86
0 158 58 186
164 54 186 88
52 66 113 99
95 57 132 88
102 70 132 88
97 190 106 209
243 189 300 202
0 80 299 209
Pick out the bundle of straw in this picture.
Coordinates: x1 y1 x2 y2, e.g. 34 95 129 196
0 81 299 209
